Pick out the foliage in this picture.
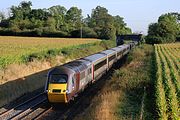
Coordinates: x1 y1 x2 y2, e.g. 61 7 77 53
0 1 131 40
146 13 180 44
86 6 131 40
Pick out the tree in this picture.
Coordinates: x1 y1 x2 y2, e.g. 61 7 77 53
146 13 179 44
0 1 132 39
48 5 67 30
0 11 5 22
88 6 116 40
65 7 82 31
10 1 32 20
113 15 126 35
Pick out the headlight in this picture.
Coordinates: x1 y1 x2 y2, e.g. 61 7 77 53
66 90 69 94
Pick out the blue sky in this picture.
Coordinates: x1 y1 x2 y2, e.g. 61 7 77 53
0 0 180 34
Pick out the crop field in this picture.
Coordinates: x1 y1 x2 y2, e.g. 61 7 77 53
0 36 99 68
155 43 180 119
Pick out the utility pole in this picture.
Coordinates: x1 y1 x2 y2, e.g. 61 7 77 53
80 25 82 38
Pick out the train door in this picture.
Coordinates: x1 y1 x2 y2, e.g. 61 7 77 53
87 66 92 83
75 72 80 94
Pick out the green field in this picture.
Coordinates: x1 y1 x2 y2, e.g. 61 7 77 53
155 43 180 119
0 36 100 68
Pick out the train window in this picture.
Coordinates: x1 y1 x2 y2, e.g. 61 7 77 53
49 74 68 83
80 71 85 80
94 59 107 71
72 76 75 89
88 68 91 74
117 51 122 56
108 54 116 62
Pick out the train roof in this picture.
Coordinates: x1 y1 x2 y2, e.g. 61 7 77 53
100 49 115 56
77 59 91 66
118 44 129 49
110 47 124 52
48 66 74 75
63 60 88 72
83 53 106 63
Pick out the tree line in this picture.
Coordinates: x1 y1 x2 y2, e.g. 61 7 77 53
146 13 180 44
0 1 131 40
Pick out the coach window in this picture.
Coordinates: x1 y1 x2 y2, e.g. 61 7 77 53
72 75 75 90
80 71 85 80
108 54 116 62
117 51 122 56
88 68 91 74
94 59 107 71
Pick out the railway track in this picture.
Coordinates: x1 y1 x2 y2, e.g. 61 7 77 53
0 92 47 120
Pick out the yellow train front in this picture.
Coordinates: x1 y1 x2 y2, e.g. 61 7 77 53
45 66 75 103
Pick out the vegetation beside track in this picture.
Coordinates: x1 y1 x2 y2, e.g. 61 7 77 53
74 44 155 120
0 39 115 107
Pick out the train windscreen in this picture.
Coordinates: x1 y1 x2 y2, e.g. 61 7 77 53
49 74 68 83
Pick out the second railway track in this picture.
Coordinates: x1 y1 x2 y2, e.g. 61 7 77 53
0 92 47 120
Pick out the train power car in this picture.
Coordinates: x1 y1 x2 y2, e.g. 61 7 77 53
45 42 137 103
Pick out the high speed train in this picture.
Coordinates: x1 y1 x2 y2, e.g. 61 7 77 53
45 41 137 103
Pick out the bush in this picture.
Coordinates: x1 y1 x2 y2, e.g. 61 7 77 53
81 27 97 38
145 36 163 44
176 36 180 41
0 29 69 37
42 31 69 37
70 27 97 38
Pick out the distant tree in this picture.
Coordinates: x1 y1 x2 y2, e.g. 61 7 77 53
146 13 179 44
113 15 126 35
0 1 132 39
48 5 67 30
10 1 32 20
65 7 82 31
88 6 116 40
0 11 5 22
30 9 49 21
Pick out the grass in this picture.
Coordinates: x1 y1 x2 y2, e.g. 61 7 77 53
0 38 115 107
74 44 155 120
0 36 100 68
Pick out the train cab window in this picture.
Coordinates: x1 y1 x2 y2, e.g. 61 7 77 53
49 74 68 83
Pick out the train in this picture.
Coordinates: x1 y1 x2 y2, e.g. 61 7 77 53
45 41 138 103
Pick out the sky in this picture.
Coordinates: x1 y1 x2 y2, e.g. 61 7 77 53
0 0 180 34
